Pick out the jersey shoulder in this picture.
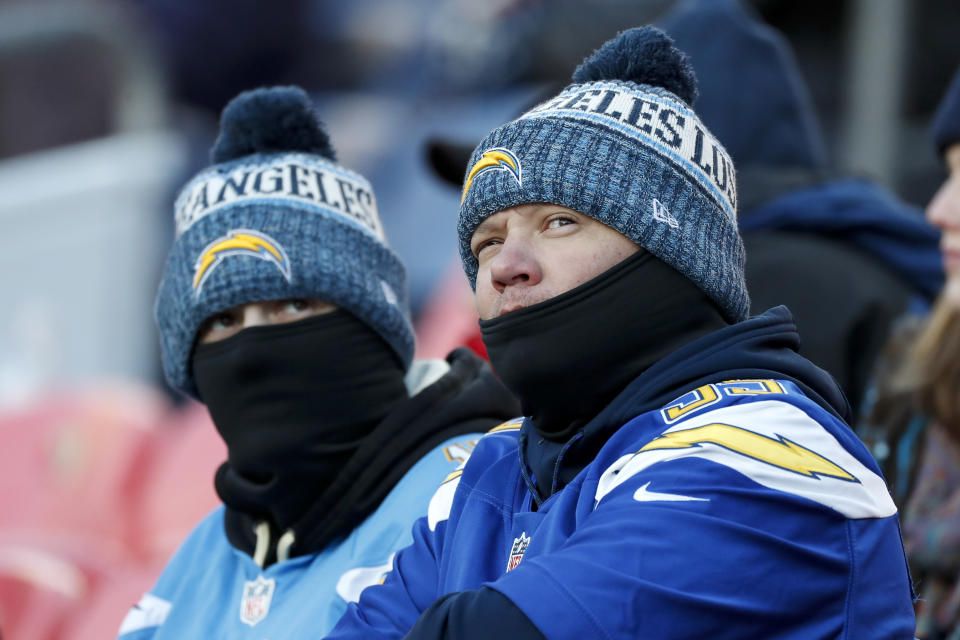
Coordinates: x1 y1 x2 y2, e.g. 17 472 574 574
598 380 896 519
424 418 523 532
461 417 524 473
117 507 231 637
145 508 239 603
482 416 525 439
656 379 826 424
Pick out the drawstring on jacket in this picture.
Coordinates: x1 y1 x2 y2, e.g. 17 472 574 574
251 521 297 569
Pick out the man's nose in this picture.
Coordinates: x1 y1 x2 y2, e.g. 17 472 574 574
488 235 542 293
927 176 960 231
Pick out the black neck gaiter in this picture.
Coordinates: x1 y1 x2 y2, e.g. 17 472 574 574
192 310 408 531
480 251 729 442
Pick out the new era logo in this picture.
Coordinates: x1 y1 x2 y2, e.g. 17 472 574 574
652 199 680 229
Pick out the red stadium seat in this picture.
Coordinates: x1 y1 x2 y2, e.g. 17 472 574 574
0 530 116 640
135 401 224 564
0 383 170 556
61 559 168 640
0 384 170 639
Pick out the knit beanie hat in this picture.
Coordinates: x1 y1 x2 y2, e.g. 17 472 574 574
156 86 414 397
457 26 748 323
931 67 960 158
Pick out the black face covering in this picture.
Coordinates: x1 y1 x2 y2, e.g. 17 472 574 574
480 251 729 441
192 310 408 530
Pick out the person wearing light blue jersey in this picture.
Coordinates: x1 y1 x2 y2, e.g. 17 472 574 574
328 28 916 639
116 86 520 638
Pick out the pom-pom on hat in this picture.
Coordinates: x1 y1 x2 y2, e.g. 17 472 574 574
458 26 749 323
156 86 414 397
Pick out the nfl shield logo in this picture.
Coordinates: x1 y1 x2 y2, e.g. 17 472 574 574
506 531 530 572
239 575 275 627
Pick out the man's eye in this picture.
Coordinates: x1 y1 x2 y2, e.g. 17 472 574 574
197 310 240 343
209 312 236 330
473 238 501 257
546 216 575 229
283 299 310 313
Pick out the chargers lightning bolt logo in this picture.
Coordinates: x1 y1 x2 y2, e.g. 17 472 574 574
639 423 856 481
461 148 522 203
193 229 291 296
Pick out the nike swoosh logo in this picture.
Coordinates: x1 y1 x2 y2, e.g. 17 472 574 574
633 482 708 503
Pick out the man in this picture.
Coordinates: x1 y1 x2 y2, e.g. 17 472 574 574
116 86 519 638
328 27 915 639
424 0 944 420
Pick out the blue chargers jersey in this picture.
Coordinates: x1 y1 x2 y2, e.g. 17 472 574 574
116 434 480 639
331 380 916 639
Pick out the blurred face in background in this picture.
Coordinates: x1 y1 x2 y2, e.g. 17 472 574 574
928 144 960 308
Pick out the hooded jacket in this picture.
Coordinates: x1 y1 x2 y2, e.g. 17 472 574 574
117 348 520 638
329 308 915 640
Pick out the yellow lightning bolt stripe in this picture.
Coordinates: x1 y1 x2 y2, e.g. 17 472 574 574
442 469 463 484
639 423 856 481
461 150 520 203
193 233 285 289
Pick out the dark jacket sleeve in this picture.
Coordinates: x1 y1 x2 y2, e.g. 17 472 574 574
403 587 546 640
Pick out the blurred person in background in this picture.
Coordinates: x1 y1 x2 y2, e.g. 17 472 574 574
116 86 519 638
327 28 914 639
860 67 960 640
658 0 943 420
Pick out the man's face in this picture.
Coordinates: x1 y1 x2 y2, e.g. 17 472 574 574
471 203 639 320
928 144 960 308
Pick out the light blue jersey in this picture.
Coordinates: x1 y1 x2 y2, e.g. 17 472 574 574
117 434 479 638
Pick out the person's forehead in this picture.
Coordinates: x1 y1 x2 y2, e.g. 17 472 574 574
473 203 574 233
472 212 506 237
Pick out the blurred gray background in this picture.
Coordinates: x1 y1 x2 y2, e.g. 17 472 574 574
1 0 957 402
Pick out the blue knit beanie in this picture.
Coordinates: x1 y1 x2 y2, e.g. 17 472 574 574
156 86 414 397
932 67 960 158
458 26 748 323
657 0 826 171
